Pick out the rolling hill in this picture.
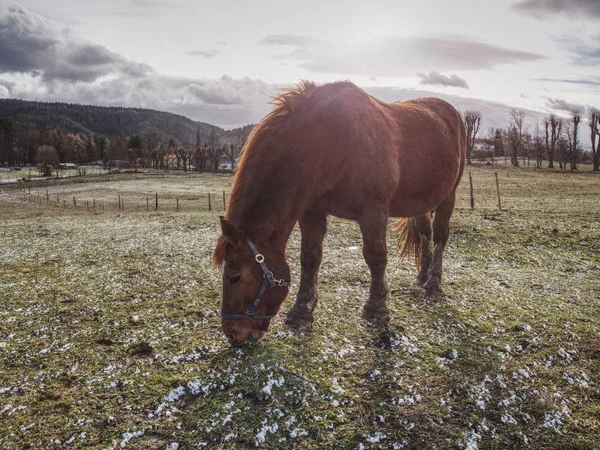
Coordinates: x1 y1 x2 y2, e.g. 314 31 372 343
0 98 233 143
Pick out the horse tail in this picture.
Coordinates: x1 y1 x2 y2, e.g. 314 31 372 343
394 217 423 270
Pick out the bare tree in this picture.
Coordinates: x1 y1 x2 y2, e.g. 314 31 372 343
543 114 562 169
463 110 481 165
223 144 240 170
192 145 207 172
533 124 545 168
175 145 194 172
207 144 226 172
589 108 600 172
557 132 570 170
565 111 581 172
507 109 527 167
203 127 225 172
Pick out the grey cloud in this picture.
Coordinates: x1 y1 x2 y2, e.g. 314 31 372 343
182 75 272 105
417 71 469 89
279 36 545 76
187 49 222 58
0 4 58 73
533 77 600 87
553 35 600 66
544 97 586 113
259 34 316 46
0 4 151 82
0 84 9 98
513 0 600 19
0 6 553 129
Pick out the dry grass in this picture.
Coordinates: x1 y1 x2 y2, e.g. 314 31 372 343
1 165 599 449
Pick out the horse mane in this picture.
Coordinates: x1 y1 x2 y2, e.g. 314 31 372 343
213 80 320 267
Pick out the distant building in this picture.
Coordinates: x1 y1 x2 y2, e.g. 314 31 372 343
58 163 78 170
218 155 237 172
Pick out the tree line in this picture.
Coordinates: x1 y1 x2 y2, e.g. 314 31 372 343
0 117 252 175
463 108 600 172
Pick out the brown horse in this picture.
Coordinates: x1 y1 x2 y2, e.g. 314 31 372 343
214 81 466 346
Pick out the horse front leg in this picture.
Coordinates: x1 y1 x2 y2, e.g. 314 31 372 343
285 210 327 329
359 212 390 323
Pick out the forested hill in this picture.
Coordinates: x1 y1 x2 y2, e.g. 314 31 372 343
0 98 225 143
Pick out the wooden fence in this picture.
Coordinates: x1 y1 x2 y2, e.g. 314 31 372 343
3 171 505 213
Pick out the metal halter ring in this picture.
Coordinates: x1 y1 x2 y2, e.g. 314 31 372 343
255 253 265 263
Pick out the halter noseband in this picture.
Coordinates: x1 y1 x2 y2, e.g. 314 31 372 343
220 238 290 321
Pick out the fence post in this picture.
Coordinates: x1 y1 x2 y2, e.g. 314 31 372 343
495 171 502 211
469 172 474 211
176 197 179 211
223 191 226 210
73 196 76 207
93 198 96 209
155 193 158 211
46 190 49 206
118 195 121 210
146 196 149 211
57 194 60 204
87 200 89 211
208 193 212 211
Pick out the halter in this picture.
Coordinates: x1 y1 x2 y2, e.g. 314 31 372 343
220 238 290 320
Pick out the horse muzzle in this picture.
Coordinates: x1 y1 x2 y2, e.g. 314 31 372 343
223 328 267 346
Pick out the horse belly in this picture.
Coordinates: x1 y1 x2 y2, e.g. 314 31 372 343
389 151 461 217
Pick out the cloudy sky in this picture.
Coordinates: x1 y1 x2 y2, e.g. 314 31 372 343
0 0 599 129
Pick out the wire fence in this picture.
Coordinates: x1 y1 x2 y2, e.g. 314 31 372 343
4 183 231 213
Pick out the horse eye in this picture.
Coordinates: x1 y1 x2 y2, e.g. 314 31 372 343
229 275 241 284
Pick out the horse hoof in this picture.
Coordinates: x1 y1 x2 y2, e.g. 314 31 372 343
423 286 442 300
361 306 390 324
284 314 314 330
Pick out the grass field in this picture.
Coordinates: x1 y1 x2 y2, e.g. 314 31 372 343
1 166 599 449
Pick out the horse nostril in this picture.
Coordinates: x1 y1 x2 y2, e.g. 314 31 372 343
225 334 234 343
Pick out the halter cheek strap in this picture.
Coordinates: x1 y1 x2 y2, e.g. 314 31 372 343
220 238 290 321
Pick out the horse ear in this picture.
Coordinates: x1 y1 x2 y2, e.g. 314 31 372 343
220 218 241 248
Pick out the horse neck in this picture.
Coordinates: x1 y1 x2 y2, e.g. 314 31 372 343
229 169 307 253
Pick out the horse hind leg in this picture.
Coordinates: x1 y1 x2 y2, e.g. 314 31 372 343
422 190 457 299
285 210 327 330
